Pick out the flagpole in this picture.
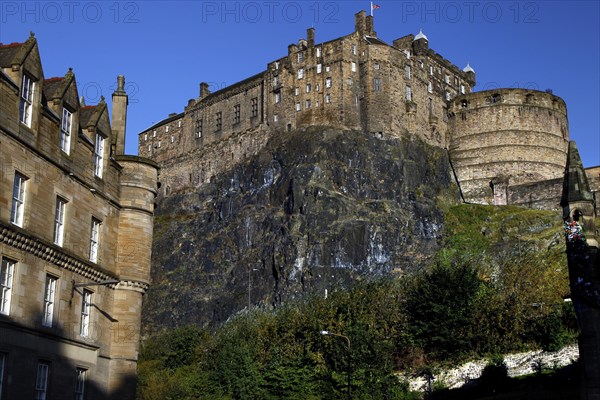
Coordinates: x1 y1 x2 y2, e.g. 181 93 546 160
370 1 373 16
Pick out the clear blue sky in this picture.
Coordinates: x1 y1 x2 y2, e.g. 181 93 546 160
1 1 598 167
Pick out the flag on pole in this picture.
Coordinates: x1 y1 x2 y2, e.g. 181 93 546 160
370 2 381 16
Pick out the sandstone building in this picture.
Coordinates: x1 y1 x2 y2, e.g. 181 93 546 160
0 33 158 398
137 10 597 211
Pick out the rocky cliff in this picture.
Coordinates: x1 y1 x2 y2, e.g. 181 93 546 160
142 127 457 334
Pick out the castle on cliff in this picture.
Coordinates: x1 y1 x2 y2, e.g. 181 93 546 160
138 10 598 211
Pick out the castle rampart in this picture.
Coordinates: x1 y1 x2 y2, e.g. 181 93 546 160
448 89 569 206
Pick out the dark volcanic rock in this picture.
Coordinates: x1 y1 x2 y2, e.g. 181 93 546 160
142 127 457 334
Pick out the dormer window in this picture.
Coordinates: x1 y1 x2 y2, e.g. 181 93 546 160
60 108 72 154
94 133 105 178
19 74 34 127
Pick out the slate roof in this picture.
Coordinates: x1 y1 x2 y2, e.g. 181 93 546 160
0 42 23 68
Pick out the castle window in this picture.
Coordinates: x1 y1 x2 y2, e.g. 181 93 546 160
373 78 381 92
445 75 450 84
233 104 240 124
53 196 67 247
306 99 311 109
403 49 410 59
80 290 92 337
429 66 433 75
215 112 222 131
166 125 169 133
295 103 301 111
325 66 331 72
445 91 451 101
316 47 322 58
89 218 101 263
1 257 15 316
428 82 433 93
326 77 332 88
460 85 465 94
273 76 279 87
251 97 258 117
325 94 332 103
297 52 304 63
405 65 411 80
196 118 203 137
148 144 151 151
491 93 501 103
274 114 278 122
295 87 300 96
347 78 353 86
94 133 105 178
144 134 148 141
355 95 359 106
274 61 279 70
178 120 182 127
419 60 424 68
405 86 412 101
306 83 311 93
351 44 357 55
11 172 27 227
19 74 34 127
60 108 72 154
317 64 322 74
461 100 468 108
153 130 156 137
351 62 356 72
158 141 161 148
274 91 281 104
42 275 57 327
171 135 174 143
297 68 304 79
374 63 380 70
316 84 320 92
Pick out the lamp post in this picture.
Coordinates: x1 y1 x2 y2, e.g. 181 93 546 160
320 330 351 400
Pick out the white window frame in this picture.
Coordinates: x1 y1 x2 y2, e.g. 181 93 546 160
373 78 381 92
351 44 357 55
297 68 304 79
428 82 433 93
94 133 105 178
75 368 86 400
295 103 301 112
53 197 66 247
294 87 300 96
11 172 27 227
35 362 49 400
80 290 92 337
1 258 15 316
325 78 332 88
460 84 466 95
316 64 322 74
405 65 411 80
445 74 450 84
351 62 356 72
19 74 34 127
374 63 380 70
60 107 72 154
297 52 304 63
325 66 331 72
144 133 148 141
306 83 311 93
305 99 311 109
89 218 100 263
406 86 413 101
43 275 57 327
316 47 322 58
446 91 451 101
273 114 278 122
325 94 332 103
274 92 281 104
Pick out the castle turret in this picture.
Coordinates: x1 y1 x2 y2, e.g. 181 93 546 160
412 29 429 55
463 63 476 87
111 75 128 155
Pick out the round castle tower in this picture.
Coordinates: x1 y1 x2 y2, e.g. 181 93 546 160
448 89 569 205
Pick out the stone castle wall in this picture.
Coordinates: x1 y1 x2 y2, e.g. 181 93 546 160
448 89 569 205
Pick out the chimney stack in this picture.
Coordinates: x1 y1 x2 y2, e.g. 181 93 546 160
307 28 315 47
355 10 366 34
111 75 128 156
199 82 210 99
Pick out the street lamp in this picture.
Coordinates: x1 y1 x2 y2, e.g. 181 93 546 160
320 330 351 400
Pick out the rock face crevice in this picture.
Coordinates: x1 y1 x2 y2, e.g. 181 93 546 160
142 127 457 334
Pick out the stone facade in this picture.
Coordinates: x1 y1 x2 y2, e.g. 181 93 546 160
0 33 158 398
138 11 598 212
